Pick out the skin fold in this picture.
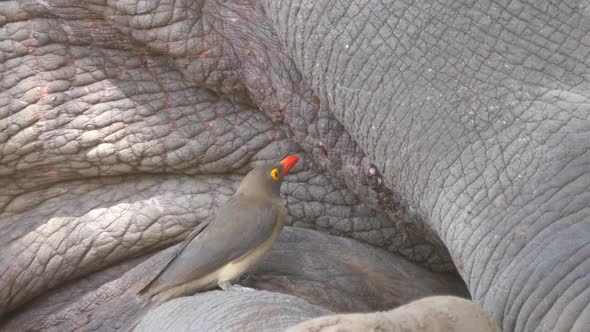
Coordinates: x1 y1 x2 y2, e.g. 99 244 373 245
2 227 468 331
284 296 501 332
0 0 588 331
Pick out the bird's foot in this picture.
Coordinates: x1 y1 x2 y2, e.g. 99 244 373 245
218 280 255 292
230 284 255 292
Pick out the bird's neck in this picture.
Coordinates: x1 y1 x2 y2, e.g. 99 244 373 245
235 187 280 203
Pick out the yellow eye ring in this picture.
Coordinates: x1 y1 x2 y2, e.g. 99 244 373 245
271 168 280 181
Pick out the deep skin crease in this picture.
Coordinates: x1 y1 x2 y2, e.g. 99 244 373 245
122 156 299 331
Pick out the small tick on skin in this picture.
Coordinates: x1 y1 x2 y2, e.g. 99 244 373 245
318 142 328 158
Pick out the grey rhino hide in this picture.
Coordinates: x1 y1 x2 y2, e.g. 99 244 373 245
262 0 590 331
133 295 500 332
0 0 454 324
1 0 589 331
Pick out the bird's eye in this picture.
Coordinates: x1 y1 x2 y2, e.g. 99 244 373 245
270 168 280 181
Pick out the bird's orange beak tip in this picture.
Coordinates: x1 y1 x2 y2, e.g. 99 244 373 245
280 155 299 175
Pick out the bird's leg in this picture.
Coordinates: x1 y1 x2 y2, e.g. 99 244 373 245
218 280 255 292
218 280 233 291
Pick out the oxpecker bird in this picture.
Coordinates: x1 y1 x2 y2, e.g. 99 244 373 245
121 155 299 331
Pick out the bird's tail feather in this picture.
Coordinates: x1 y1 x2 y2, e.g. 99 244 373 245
119 298 162 332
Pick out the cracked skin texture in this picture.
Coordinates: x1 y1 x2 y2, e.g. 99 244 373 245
0 0 588 331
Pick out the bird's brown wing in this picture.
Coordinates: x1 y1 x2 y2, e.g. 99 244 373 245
139 195 283 296
137 218 211 296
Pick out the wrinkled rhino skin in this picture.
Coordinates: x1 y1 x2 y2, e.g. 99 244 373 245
1 0 589 331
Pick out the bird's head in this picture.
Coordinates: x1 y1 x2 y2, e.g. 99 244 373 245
236 155 299 198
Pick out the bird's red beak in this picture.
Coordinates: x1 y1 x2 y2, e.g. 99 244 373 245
280 155 299 176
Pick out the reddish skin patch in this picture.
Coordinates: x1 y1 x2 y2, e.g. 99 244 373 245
39 86 48 98
319 142 328 158
43 164 57 177
198 49 214 59
273 113 285 124
282 114 290 125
